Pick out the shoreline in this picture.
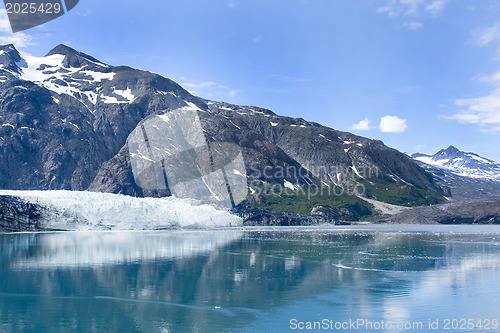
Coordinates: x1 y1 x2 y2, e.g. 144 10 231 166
1 192 500 232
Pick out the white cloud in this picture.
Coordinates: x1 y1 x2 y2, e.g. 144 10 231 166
377 0 448 17
448 86 500 131
473 70 500 85
469 23 500 59
379 115 408 133
0 9 33 48
253 35 264 44
426 0 448 15
179 79 241 101
449 23 500 132
181 81 219 89
404 21 423 30
228 0 235 8
400 0 425 15
350 118 371 131
269 74 312 83
471 23 500 46
76 9 93 17
377 1 402 17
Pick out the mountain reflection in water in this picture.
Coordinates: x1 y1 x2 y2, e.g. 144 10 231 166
1 226 500 332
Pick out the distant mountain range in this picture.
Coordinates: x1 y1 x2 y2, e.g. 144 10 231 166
411 146 500 200
0 44 449 221
412 145 500 181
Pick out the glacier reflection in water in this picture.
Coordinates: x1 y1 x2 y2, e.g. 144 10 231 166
8 230 243 268
1 226 500 333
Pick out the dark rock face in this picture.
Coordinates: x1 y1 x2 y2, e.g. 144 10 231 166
1 44 446 219
0 195 44 231
310 203 372 221
232 205 345 226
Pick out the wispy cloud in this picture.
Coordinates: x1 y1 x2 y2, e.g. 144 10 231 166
377 0 448 19
448 78 500 132
269 74 312 83
76 9 93 17
469 22 500 58
470 23 500 46
473 70 500 85
449 23 500 132
350 118 372 131
379 115 408 133
0 9 33 48
228 0 235 8
404 21 423 30
426 0 448 16
179 79 241 101
253 35 264 44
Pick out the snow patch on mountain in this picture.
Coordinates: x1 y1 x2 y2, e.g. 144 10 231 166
102 88 136 104
79 70 115 82
283 180 298 190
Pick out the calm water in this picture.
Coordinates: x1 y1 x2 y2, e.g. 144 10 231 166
1 226 500 332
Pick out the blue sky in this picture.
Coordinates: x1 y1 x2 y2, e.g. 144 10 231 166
1 0 500 160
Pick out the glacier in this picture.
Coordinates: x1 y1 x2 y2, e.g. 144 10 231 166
0 190 242 231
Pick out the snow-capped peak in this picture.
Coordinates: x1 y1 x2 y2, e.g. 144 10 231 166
16 50 117 107
0 44 143 109
411 146 500 182
45 44 108 68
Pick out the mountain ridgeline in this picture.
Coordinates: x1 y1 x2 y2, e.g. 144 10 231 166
0 44 446 220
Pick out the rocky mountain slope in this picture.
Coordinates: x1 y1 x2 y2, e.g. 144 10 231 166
0 44 447 220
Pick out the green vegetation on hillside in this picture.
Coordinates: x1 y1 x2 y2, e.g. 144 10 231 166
359 178 444 207
248 182 375 221
245 177 445 221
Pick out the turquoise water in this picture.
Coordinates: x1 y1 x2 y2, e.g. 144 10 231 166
1 226 500 332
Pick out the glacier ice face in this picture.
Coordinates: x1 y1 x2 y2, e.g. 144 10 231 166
0 190 242 231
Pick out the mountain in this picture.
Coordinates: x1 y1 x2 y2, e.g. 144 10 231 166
411 146 500 200
412 145 500 181
0 44 446 221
